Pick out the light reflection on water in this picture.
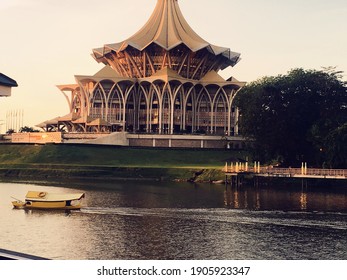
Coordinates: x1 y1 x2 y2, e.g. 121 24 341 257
1 180 347 260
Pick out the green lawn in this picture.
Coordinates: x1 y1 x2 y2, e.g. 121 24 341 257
0 144 250 181
0 144 248 168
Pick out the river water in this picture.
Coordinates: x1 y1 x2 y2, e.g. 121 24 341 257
1 179 347 260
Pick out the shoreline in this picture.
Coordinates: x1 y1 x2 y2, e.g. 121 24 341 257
1 165 345 188
0 165 226 183
0 144 232 183
0 144 345 186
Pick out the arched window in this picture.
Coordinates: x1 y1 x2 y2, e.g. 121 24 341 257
107 87 122 123
185 89 195 133
138 90 148 133
90 86 105 119
213 92 228 135
126 88 148 133
173 90 184 133
149 89 159 133
72 94 82 116
161 90 171 134
196 90 211 134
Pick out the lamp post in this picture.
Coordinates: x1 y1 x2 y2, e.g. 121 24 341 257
0 120 4 134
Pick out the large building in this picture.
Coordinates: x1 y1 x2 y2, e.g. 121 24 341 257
39 0 246 148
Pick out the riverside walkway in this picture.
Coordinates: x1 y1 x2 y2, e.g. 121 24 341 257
223 162 347 180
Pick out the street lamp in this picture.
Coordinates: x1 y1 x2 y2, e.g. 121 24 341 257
0 121 4 134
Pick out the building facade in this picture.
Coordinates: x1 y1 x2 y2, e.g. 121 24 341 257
40 0 245 140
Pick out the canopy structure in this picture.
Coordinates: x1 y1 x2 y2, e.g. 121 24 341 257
0 73 18 87
93 0 241 80
25 191 85 202
0 73 18 97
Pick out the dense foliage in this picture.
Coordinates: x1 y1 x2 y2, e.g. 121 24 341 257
19 126 40 133
6 126 39 134
235 68 347 168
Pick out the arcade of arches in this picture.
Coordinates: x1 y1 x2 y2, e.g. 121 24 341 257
53 67 242 136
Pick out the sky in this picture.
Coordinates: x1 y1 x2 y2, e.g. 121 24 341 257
0 0 346 133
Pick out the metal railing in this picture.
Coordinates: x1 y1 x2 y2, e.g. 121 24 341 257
0 248 49 260
223 162 346 179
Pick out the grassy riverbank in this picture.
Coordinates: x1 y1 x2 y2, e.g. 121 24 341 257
0 144 249 182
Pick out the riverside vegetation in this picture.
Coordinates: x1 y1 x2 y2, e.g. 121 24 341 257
235 68 347 168
0 144 248 182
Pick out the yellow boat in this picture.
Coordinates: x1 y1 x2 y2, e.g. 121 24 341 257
12 191 85 210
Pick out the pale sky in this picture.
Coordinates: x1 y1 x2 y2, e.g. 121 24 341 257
0 0 346 132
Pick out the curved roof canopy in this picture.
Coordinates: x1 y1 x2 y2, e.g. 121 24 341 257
93 0 240 67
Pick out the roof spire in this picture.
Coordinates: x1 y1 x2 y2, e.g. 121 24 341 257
115 0 210 51
92 0 241 79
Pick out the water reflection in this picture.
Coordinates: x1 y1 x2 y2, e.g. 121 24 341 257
223 184 347 212
300 191 307 211
1 180 347 260
22 209 73 216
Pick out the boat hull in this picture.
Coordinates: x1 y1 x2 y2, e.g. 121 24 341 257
24 200 82 210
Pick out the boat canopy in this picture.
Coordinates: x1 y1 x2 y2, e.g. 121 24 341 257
25 191 85 202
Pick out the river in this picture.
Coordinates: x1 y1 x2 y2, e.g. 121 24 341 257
1 179 347 260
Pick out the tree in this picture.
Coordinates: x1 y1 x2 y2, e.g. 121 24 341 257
322 123 347 168
235 68 347 167
19 126 40 133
